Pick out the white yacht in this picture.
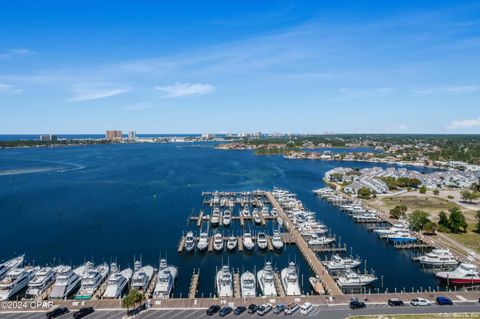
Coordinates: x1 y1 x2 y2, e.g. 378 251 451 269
243 232 255 251
323 255 361 270
213 233 224 251
240 271 256 298
253 209 262 224
417 249 458 267
0 255 24 280
184 231 196 252
261 206 270 218
25 267 56 299
271 230 284 250
131 261 154 291
436 263 480 284
211 208 221 226
257 262 277 296
75 262 109 300
223 210 232 226
103 263 132 299
281 262 301 296
0 267 36 301
197 232 209 251
153 259 177 299
308 235 335 246
226 235 237 250
48 265 82 299
241 207 251 218
256 232 268 250
216 265 233 298
336 270 377 288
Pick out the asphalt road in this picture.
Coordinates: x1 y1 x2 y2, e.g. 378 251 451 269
0 303 479 319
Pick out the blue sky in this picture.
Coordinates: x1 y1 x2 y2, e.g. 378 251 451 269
1 0 480 134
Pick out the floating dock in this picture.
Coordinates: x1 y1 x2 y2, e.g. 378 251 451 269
188 269 200 299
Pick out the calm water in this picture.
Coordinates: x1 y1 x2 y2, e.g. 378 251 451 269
0 143 441 297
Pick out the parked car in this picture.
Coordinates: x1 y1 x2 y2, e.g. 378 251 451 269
73 307 94 319
300 302 314 315
436 296 453 305
388 298 404 306
273 304 285 314
349 299 366 309
206 305 221 315
234 306 246 315
247 304 258 314
284 303 299 315
257 303 272 316
46 307 69 319
219 306 233 317
411 298 432 306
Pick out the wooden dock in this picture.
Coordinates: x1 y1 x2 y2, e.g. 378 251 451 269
197 211 203 227
233 272 241 298
310 244 347 253
266 191 343 295
177 236 186 253
238 236 244 251
208 237 214 252
393 242 432 250
267 237 273 251
273 272 285 297
188 269 200 299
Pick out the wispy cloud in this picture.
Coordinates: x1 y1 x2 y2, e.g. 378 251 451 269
0 82 22 94
447 117 480 130
334 87 393 101
413 85 480 96
67 87 130 102
154 82 215 97
0 48 36 60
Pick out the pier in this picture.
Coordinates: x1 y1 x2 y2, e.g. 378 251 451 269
266 191 343 295
273 272 285 297
233 272 241 298
188 269 200 299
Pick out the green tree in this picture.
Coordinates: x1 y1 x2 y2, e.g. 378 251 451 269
433 189 439 195
408 210 430 231
475 211 480 234
419 186 427 194
448 207 468 233
122 289 145 310
423 221 438 234
438 211 449 228
357 187 374 199
460 190 480 203
389 205 408 219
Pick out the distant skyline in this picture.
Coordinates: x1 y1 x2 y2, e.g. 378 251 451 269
1 1 480 134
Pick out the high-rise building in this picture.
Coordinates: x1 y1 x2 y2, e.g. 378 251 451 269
105 130 123 141
128 130 136 140
39 134 58 141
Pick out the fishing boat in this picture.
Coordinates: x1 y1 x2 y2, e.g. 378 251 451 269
417 249 458 267
226 235 237 251
257 232 268 250
216 265 233 298
25 267 56 299
131 260 154 291
257 262 277 296
213 233 224 251
75 262 109 300
281 262 301 296
184 231 196 252
0 255 24 280
271 230 284 250
48 265 82 300
323 255 361 270
223 210 232 226
243 232 255 251
436 263 480 284
240 271 256 298
103 263 132 299
153 259 177 299
336 270 377 288
197 232 209 251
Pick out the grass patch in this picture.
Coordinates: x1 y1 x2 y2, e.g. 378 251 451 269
447 223 480 253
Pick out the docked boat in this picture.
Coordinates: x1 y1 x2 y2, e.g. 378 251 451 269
436 263 480 284
226 235 237 250
197 232 209 251
153 259 177 299
309 276 324 294
0 267 36 301
253 209 262 224
308 235 335 246
131 261 154 291
241 206 250 218
103 263 132 299
336 270 377 288
323 255 361 270
257 262 277 296
386 231 417 243
243 232 255 251
184 231 196 252
281 262 301 296
271 230 284 250
48 265 82 300
417 249 458 267
0 255 24 280
25 267 56 299
213 233 224 251
211 208 221 226
75 262 109 300
257 232 268 250
240 271 256 298
216 265 233 298
261 206 270 218
223 210 232 226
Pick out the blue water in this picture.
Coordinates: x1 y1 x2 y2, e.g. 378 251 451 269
0 134 204 141
0 143 441 297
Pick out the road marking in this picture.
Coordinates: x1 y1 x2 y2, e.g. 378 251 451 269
456 295 468 302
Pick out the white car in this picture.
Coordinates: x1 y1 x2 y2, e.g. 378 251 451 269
284 303 299 315
257 303 272 316
411 298 432 306
300 302 314 315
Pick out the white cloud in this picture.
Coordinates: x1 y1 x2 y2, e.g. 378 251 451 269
154 82 215 97
413 85 480 96
0 82 22 94
335 87 393 101
447 117 480 130
68 87 130 102
0 48 36 60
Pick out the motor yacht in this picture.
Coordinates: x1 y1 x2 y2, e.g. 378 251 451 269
48 265 82 300
417 249 458 267
436 263 480 284
103 263 132 299
336 270 377 288
184 231 196 252
308 235 335 246
153 259 177 299
386 231 417 243
222 210 232 226
271 230 284 250
131 260 154 291
253 209 262 224
0 267 36 301
323 255 361 270
257 262 277 296
25 267 56 299
261 206 270 218
281 262 301 296
243 232 255 251
75 262 109 300
211 208 221 227
241 206 251 218
197 232 209 251
226 235 237 251
216 265 233 297
256 232 268 250
240 271 256 298
213 233 224 251
0 255 24 280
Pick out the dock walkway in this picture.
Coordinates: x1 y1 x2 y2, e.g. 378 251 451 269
188 269 200 299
